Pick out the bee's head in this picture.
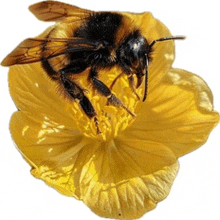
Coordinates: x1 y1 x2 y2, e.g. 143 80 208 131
118 30 185 101
118 31 148 76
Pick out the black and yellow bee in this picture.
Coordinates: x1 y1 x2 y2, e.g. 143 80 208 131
1 1 184 134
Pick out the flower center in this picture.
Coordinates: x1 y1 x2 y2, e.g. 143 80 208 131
68 67 143 141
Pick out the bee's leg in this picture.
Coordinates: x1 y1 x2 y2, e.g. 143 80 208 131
59 61 87 75
110 72 140 101
110 73 140 100
128 75 141 101
89 68 135 118
60 73 101 134
109 72 124 90
116 61 141 100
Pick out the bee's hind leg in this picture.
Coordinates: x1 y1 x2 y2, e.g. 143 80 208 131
60 72 101 134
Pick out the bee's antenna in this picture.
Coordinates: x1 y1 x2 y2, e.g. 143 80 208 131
142 36 185 102
149 36 186 49
142 68 148 102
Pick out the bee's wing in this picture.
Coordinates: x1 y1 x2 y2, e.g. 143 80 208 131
1 38 101 66
29 1 92 22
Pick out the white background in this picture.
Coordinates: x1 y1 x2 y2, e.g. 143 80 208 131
0 0 219 220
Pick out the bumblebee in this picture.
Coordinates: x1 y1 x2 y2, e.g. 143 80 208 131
1 1 184 134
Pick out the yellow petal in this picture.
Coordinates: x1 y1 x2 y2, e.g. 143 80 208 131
83 161 179 219
80 140 177 219
121 68 219 158
10 111 82 169
10 112 178 219
9 63 79 128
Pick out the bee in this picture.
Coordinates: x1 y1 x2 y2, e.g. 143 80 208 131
1 1 185 134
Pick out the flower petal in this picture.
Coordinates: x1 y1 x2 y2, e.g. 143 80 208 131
10 111 178 218
83 161 179 219
10 111 82 169
121 68 219 157
80 140 178 219
9 63 81 128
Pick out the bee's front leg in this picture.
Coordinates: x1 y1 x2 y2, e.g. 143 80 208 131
127 74 141 101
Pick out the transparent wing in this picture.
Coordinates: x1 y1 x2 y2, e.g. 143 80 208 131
1 37 102 66
29 1 92 22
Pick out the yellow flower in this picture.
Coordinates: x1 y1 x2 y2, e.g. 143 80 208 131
7 12 219 219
